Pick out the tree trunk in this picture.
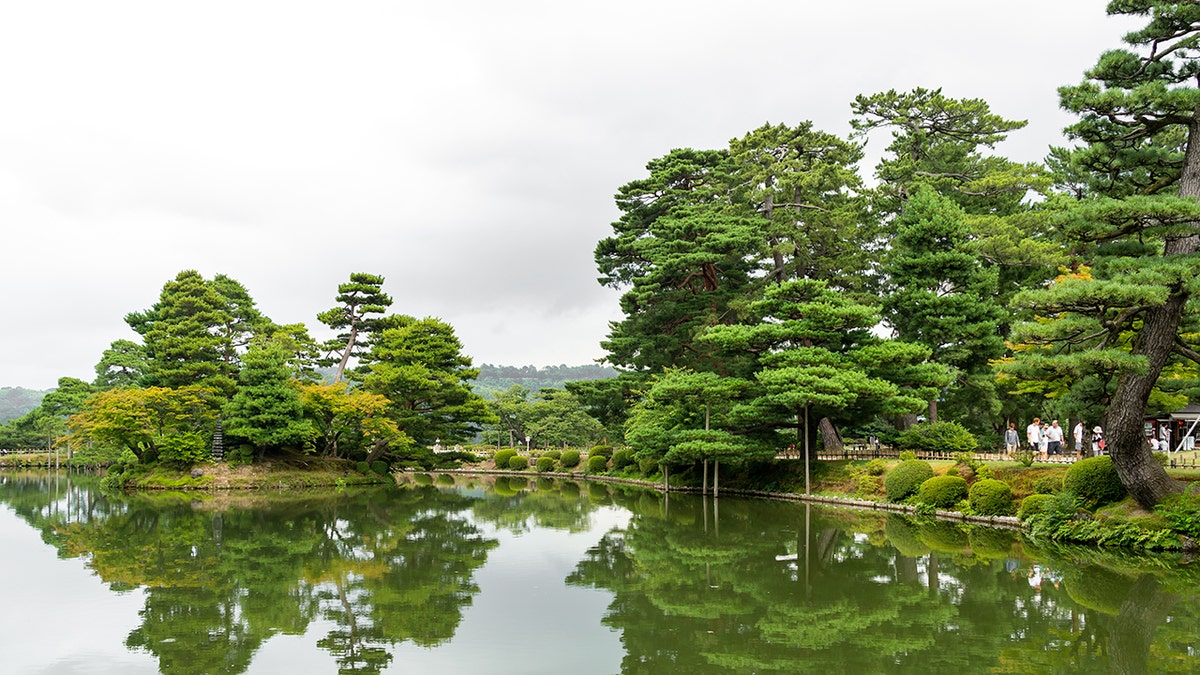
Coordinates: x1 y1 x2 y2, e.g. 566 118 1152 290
927 399 938 424
817 417 842 454
1105 119 1200 508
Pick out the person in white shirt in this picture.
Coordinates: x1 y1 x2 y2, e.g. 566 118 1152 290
1073 422 1084 457
1046 420 1064 457
1159 424 1172 453
1026 418 1042 457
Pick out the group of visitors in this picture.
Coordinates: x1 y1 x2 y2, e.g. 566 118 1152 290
1003 418 1103 460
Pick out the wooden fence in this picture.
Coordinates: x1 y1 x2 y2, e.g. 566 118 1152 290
802 443 1200 469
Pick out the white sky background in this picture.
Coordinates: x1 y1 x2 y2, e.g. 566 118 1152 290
0 1 1140 390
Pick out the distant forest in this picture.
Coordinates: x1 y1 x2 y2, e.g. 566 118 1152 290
0 387 47 423
473 364 617 398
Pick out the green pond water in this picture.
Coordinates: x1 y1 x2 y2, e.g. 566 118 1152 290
0 471 1197 674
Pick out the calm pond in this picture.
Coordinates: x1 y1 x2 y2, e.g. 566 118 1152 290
0 471 1197 674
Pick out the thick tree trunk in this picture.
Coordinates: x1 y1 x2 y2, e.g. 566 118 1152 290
817 417 842 454
927 399 938 424
1106 119 1200 508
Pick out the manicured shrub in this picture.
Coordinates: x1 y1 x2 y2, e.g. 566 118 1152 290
560 449 581 468
536 456 556 472
612 449 635 470
589 445 613 459
864 459 888 476
369 460 389 476
493 449 517 468
1063 455 1126 509
507 455 529 471
587 455 608 473
896 421 977 454
898 450 916 461
1018 493 1056 521
884 459 935 502
1033 474 1062 494
542 449 562 460
969 478 1015 516
916 475 968 509
355 461 371 474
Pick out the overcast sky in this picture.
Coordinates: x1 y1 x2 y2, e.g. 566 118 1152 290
0 1 1140 390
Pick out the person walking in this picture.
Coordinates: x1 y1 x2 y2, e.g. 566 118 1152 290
1159 424 1172 453
1092 426 1105 455
1073 421 1084 458
1004 422 1019 458
1046 420 1064 458
1026 418 1042 457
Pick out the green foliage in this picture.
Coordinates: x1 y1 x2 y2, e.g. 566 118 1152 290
1155 492 1200 539
916 475 968 509
896 421 977 454
369 461 389 476
355 461 370 474
863 459 888 476
612 449 635 470
358 316 493 446
1033 474 1063 494
507 455 529 471
542 449 562 460
898 450 916 461
587 455 608 473
1024 491 1182 550
588 445 612 459
968 478 1015 516
1063 455 1127 510
317 272 393 383
638 458 658 476
560 449 581 468
222 340 312 454
535 456 555 473
156 432 209 467
493 449 517 468
884 459 934 502
1012 448 1035 467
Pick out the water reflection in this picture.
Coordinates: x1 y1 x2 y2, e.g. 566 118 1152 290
0 471 1197 674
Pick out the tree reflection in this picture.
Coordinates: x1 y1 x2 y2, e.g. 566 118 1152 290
0 474 495 675
567 492 1200 674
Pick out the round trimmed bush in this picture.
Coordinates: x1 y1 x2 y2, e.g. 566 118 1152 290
1063 455 1126 509
542 449 562 460
535 456 556 472
612 449 635 470
1018 493 1056 521
916 475 968 509
588 445 613 459
885 459 935 502
560 449 581 468
587 455 608 473
493 449 517 468
969 478 1015 516
355 461 371 474
864 459 888 476
638 458 658 476
369 460 389 476
507 455 529 471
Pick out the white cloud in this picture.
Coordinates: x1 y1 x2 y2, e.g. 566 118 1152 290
0 1 1139 388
